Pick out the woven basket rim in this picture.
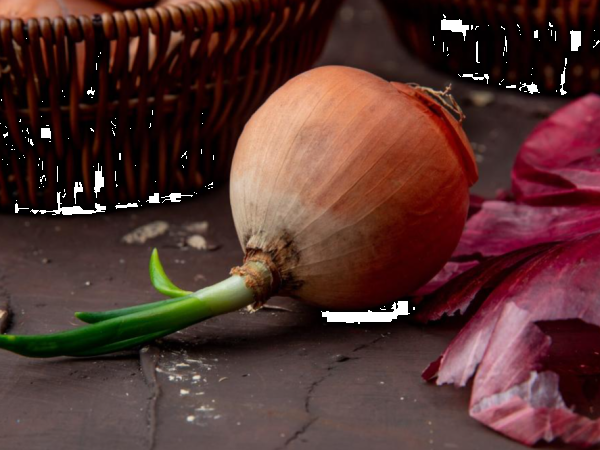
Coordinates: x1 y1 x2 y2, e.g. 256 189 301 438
1 0 305 37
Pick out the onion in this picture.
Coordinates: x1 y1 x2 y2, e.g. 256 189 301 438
105 0 150 8
0 0 60 18
230 66 478 309
0 0 115 19
156 0 196 5
0 0 116 99
0 66 478 358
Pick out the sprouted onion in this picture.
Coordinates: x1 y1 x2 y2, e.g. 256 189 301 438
0 66 478 358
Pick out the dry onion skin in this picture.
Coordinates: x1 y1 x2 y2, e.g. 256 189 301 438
414 94 600 448
0 66 478 358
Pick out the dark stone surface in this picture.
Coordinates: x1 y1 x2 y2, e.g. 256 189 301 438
0 1 575 449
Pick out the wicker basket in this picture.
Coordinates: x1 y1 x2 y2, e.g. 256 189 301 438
380 0 600 95
0 0 341 211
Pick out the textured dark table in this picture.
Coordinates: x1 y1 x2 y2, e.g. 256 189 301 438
0 1 574 449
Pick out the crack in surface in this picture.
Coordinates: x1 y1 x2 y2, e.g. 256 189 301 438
304 374 328 414
281 332 391 449
278 417 318 450
304 333 390 413
351 332 390 354
139 345 162 450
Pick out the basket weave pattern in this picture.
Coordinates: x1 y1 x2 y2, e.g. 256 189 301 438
380 0 600 95
0 0 340 210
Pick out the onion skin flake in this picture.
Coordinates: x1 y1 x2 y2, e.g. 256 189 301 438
513 93 600 206
418 94 600 448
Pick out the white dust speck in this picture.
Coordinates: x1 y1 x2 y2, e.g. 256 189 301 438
184 221 209 235
186 416 195 423
467 90 495 107
195 405 215 412
185 358 214 370
186 235 208 250
180 389 190 396
121 221 169 244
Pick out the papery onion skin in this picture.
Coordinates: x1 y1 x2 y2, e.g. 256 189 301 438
230 66 478 310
